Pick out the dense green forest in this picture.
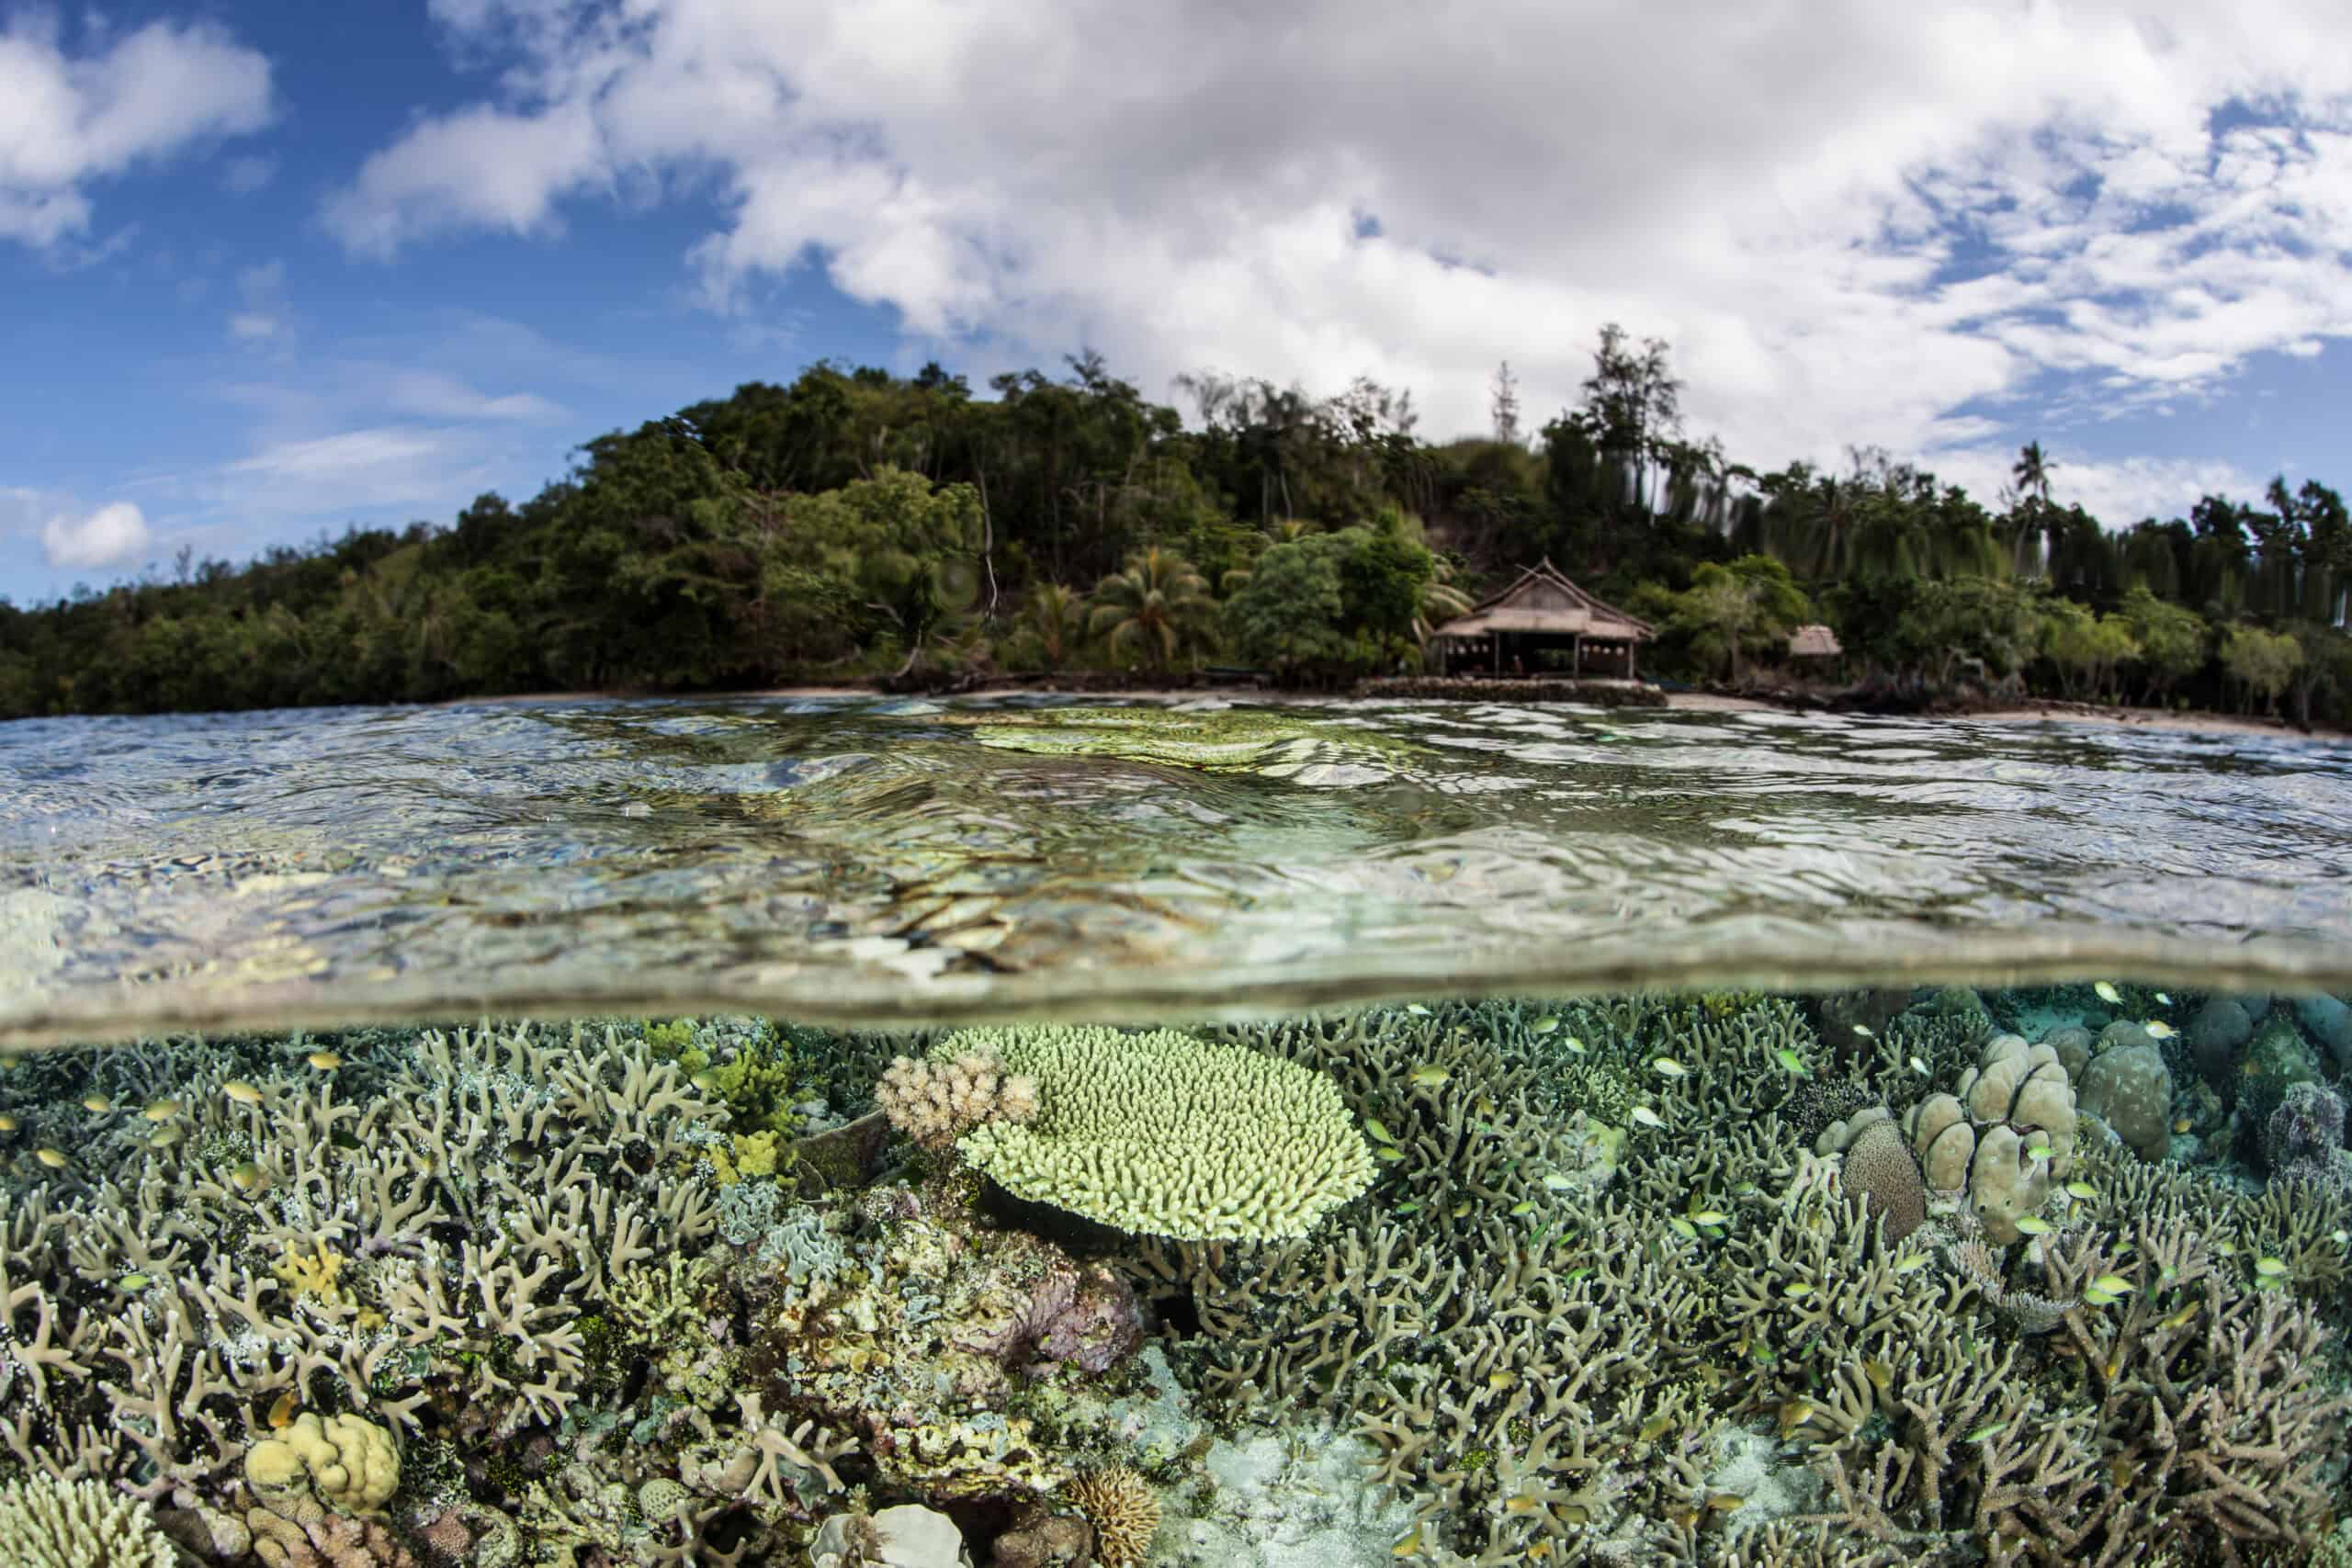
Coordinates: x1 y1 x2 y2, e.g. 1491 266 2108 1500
4 328 2347 725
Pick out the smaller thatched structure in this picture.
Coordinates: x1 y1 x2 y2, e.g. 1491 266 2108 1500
1788 624 1844 660
1429 558 1656 679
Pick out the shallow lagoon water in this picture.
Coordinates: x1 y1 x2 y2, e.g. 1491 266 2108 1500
1 694 2347 1046
1 696 2349 1566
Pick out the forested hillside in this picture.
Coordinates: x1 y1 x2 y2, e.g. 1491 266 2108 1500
5 329 2346 725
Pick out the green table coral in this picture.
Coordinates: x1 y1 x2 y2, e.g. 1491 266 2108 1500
953 705 1424 782
934 1025 1374 1241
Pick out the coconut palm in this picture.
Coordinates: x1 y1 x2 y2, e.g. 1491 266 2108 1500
1087 547 1218 672
1021 582 1086 670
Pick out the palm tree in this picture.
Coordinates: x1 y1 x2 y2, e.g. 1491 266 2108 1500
2010 441 2056 577
1021 582 1086 670
1087 547 1218 672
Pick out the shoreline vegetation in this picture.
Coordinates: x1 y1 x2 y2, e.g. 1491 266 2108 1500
6 328 2347 730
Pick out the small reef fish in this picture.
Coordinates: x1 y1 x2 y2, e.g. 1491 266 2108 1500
2094 981 2122 1004
305 1052 343 1070
0 1113 16 1132
2158 1303 2200 1330
1533 1015 1561 1034
1372 1145 1406 1163
2334 1229 2350 1247
1893 1252 1930 1275
1637 1413 1676 1442
1408 1065 1450 1089
1782 1281 1814 1299
1652 1056 1688 1078
1542 1173 1575 1191
1849 1023 1873 1038
2092 1273 2132 1295
1862 1358 1893 1392
2154 991 2172 1005
2143 1021 2176 1040
148 1126 184 1149
1630 1105 1666 1129
1668 1217 1699 1241
2256 1257 2290 1278
1965 1420 2007 1443
2081 1286 2120 1308
2024 1138 2052 1160
222 1081 264 1105
2064 1180 2099 1200
119 1273 150 1292
267 1391 299 1430
1405 1004 1431 1017
33 1147 68 1168
1690 1210 1728 1226
690 1070 722 1092
1774 1048 1811 1077
1564 1036 1588 1055
81 1095 111 1113
229 1163 268 1193
2012 1215 2054 1236
1908 1055 1930 1076
1510 1201 1536 1216
142 1100 178 1122
1363 1118 1396 1145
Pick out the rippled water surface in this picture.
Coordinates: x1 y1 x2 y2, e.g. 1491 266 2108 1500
2 694 2348 1046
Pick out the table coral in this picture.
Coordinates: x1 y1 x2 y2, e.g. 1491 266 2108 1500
927 1025 1373 1242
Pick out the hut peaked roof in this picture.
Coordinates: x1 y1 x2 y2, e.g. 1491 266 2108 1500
1435 558 1657 641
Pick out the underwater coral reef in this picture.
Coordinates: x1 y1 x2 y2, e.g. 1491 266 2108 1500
0 984 2348 1567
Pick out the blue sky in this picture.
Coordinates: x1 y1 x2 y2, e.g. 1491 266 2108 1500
6 1 2352 604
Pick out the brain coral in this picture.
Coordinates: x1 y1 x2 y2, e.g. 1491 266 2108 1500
2077 1042 2171 1164
936 1025 1374 1241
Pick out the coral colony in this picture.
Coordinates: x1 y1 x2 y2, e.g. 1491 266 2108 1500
1 987 2350 1565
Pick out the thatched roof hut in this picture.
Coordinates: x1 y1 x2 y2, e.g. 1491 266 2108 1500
1788 624 1844 660
1430 558 1656 678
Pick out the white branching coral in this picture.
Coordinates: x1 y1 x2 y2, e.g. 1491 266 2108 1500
876 1049 1039 1152
0 1475 176 1568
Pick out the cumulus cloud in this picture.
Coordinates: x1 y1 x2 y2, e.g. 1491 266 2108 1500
40 501 151 569
321 0 2352 515
0 12 274 247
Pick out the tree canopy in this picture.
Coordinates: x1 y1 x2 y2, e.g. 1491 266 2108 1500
3 333 2346 728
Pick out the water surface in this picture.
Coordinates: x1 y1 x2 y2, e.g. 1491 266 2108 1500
2 694 2346 1046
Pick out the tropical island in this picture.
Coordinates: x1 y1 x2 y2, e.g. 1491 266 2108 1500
4 328 2346 731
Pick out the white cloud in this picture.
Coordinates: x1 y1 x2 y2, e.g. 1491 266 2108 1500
224 428 447 484
228 259 289 344
220 153 277 195
1928 446 2260 526
324 0 2352 500
382 369 565 422
0 13 273 247
40 501 151 569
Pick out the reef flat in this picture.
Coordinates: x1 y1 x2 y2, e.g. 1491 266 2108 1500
0 986 2349 1566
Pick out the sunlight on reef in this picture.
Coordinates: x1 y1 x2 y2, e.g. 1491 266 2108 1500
4 984 2351 1564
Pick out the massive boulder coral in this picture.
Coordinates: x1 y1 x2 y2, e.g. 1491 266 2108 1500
1903 1033 2077 1244
2076 1041 2171 1163
923 1025 1374 1241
